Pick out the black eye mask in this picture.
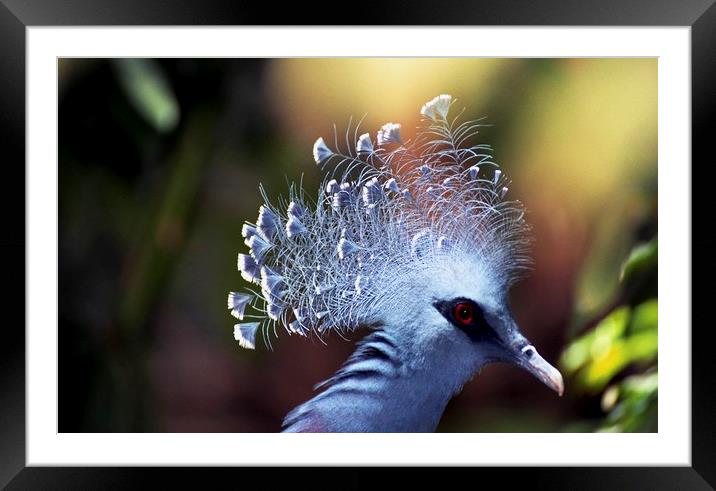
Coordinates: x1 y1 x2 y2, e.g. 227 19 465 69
433 297 501 344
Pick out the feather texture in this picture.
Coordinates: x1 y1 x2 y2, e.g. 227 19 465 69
228 94 532 349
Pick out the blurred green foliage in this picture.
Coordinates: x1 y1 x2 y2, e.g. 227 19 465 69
599 371 657 433
560 238 658 432
112 59 180 133
621 239 658 285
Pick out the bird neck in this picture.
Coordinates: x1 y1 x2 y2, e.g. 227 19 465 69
282 330 470 432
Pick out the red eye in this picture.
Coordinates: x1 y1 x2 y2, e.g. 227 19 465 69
452 302 474 325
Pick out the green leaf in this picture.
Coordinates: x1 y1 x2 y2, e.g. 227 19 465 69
113 59 180 133
631 298 657 333
625 331 658 361
561 301 657 393
591 306 630 354
620 239 657 284
561 306 632 391
598 372 658 432
582 339 629 390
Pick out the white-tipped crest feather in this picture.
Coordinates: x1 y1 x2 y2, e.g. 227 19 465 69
356 133 373 154
234 322 259 349
420 94 453 121
228 291 252 319
377 123 402 145
313 137 332 164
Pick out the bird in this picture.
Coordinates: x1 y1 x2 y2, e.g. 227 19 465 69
227 94 564 432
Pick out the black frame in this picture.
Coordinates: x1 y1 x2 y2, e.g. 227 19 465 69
1 1 713 488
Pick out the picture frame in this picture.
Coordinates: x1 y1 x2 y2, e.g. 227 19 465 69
2 0 713 487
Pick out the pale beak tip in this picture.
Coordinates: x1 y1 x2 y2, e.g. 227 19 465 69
556 376 565 397
544 363 564 397
543 369 564 397
519 345 565 397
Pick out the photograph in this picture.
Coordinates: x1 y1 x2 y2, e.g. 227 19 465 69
58 57 657 434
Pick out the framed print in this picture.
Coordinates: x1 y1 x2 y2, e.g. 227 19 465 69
2 0 714 488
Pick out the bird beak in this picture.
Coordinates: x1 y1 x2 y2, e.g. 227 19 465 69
513 344 564 396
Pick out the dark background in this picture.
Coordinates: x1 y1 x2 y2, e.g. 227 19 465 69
58 57 657 433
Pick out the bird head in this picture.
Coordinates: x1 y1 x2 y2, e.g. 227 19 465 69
378 253 563 395
228 94 563 396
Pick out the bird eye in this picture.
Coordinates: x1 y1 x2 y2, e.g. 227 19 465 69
434 298 487 335
452 302 475 326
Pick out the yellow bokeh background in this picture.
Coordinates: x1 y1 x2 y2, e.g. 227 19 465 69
269 58 656 314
